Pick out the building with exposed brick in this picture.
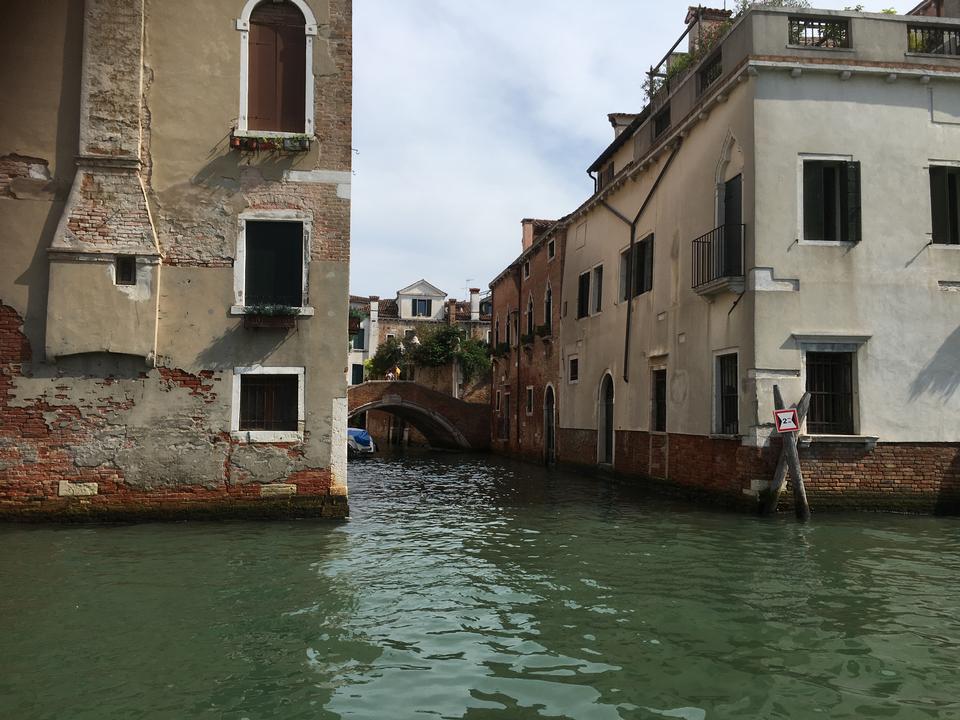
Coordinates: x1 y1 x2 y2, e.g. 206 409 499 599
490 5 960 512
0 0 352 519
489 218 565 463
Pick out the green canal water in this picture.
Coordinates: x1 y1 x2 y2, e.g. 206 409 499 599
2 454 960 720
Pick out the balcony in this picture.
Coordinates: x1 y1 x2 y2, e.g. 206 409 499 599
691 224 745 296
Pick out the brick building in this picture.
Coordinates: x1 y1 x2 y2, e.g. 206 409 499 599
489 5 960 512
489 219 565 463
0 0 352 519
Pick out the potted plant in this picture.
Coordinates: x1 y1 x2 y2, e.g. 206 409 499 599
243 304 300 329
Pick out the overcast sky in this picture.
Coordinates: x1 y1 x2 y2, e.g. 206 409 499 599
350 0 915 301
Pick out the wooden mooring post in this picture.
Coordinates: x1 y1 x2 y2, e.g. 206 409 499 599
761 385 811 521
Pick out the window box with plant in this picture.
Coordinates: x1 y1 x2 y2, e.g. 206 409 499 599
242 304 301 329
230 133 312 153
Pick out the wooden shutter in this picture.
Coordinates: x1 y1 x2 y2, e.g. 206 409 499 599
844 161 862 243
249 22 279 131
642 236 654 293
249 2 306 133
930 167 949 244
803 161 824 241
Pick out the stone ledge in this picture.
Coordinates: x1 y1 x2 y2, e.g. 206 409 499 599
58 481 98 497
260 483 297 498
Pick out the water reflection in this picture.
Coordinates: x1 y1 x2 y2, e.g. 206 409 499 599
1 453 959 719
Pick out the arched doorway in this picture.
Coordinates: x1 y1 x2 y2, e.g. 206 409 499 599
598 374 614 465
544 385 556 465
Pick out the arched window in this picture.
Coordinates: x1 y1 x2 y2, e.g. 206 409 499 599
526 296 534 336
494 319 500 346
237 0 318 136
544 285 552 332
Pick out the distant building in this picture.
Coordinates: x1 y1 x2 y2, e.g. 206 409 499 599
489 4 960 512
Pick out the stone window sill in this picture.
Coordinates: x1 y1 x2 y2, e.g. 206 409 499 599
230 306 314 317
231 430 303 443
905 52 960 61
800 434 878 448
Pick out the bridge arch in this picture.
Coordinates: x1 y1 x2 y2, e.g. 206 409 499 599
347 381 490 450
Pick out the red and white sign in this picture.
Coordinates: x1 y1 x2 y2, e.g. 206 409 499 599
774 408 799 433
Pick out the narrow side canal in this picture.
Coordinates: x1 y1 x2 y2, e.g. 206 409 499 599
2 454 960 719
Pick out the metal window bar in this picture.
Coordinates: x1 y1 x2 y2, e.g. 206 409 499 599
698 53 723 95
806 352 854 435
239 375 298 431
908 25 960 55
789 17 851 49
718 354 738 435
691 224 745 289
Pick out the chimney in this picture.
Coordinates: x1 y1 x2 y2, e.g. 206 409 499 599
365 296 379 356
521 219 536 251
685 6 733 56
608 113 639 139
469 288 480 321
447 298 458 326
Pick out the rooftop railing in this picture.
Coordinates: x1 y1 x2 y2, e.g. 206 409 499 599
789 16 851 48
908 24 960 55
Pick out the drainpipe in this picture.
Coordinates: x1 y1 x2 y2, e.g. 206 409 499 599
515 263 523 451
597 139 683 383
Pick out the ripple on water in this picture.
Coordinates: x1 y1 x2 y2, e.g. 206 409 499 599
1 453 960 719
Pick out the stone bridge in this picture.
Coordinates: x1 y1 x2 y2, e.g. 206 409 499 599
347 381 490 450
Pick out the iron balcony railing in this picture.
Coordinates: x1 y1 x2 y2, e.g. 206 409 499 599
908 25 960 56
691 223 745 290
788 16 851 48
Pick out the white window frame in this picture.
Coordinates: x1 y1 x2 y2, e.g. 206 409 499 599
231 209 314 316
547 238 556 261
568 355 580 384
591 263 604 315
231 365 305 443
796 153 854 246
523 260 530 279
526 386 535 416
236 0 318 138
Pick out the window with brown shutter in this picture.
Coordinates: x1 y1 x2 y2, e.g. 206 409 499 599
249 1 306 133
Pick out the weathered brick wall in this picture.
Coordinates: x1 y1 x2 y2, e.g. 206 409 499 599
490 226 564 462
571 426 960 512
0 304 346 520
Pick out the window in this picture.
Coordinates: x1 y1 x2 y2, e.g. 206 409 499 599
699 52 722 94
486 330 491 344
386 333 396 341
806 352 855 434
496 390 501 411
240 219 306 308
238 0 318 136
115 256 136 285
802 159 861 243
547 239 556 259
526 386 534 416
494 320 500 346
652 368 667 432
350 364 364 385
525 297 534 336
715 353 738 435
498 393 511 440
653 106 671 139
523 260 530 279
232 366 304 442
598 162 615 191
412 298 432 317
930 166 960 245
592 265 603 314
506 314 512 346
568 356 579 384
577 271 590 319
351 329 365 350
404 329 416 341
619 235 654 300
544 287 553 332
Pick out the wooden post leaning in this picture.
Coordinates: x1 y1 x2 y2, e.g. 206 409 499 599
762 386 812 521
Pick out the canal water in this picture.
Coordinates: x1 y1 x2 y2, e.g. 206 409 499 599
2 454 960 720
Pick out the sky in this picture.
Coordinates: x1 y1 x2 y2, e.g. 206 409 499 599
350 0 916 301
